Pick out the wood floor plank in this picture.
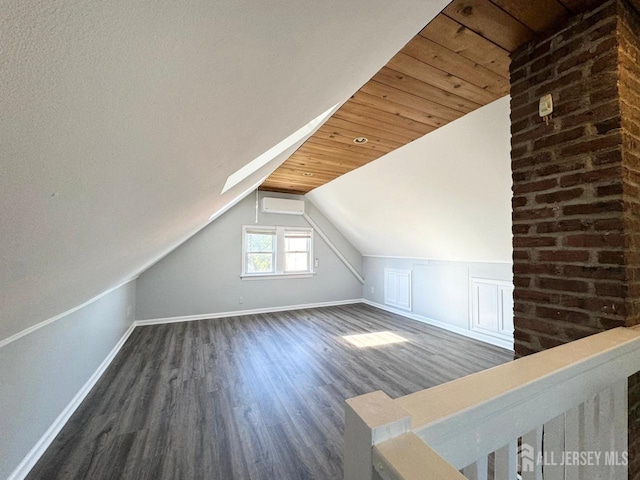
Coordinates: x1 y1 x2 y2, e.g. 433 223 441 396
26 303 512 480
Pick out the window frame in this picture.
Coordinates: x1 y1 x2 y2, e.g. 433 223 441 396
241 225 314 279
243 227 277 275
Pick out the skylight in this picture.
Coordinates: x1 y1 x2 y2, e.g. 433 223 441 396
221 104 338 194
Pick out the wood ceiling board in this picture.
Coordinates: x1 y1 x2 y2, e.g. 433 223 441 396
296 145 379 165
444 0 535 52
260 182 319 194
419 15 511 76
281 161 361 176
351 90 451 128
263 170 334 183
401 35 509 95
262 174 342 191
268 168 352 183
333 104 433 140
286 154 363 168
336 102 437 135
260 186 309 195
286 154 369 169
489 0 570 33
361 81 468 122
373 67 482 114
315 125 400 152
303 139 385 160
387 52 499 105
324 117 419 144
267 170 341 183
262 0 586 194
305 137 389 159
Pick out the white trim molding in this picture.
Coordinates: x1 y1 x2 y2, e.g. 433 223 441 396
7 323 136 480
362 299 514 351
363 255 513 265
302 213 365 284
135 299 363 326
0 277 138 350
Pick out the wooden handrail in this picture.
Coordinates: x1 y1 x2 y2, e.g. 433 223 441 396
373 433 466 480
345 326 640 479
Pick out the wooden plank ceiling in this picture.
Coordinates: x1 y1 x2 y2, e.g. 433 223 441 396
261 0 598 195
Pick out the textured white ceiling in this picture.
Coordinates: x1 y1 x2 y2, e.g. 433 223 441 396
307 97 513 263
0 0 449 339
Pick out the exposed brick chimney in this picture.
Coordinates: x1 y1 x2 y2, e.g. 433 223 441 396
510 0 640 476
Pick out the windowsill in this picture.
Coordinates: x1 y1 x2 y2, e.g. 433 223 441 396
240 272 316 281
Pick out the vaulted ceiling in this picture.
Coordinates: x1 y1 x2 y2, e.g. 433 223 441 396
1 0 450 339
261 0 601 194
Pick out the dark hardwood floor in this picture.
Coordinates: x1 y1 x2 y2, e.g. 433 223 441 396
26 303 512 480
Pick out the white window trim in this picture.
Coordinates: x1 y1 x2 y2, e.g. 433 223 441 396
241 225 314 279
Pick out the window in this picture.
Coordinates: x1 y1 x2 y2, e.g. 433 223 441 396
244 228 276 274
242 226 314 278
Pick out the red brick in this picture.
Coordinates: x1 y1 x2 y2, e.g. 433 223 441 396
535 161 585 178
512 224 531 235
562 200 624 215
532 127 585 150
512 178 557 195
598 250 626 264
596 281 628 297
513 236 557 248
560 133 623 157
563 234 625 247
593 217 625 231
538 250 591 262
535 305 591 324
538 277 589 293
536 219 590 233
560 166 622 187
535 188 584 204
597 183 624 196
512 207 555 222
514 263 561 275
562 264 626 280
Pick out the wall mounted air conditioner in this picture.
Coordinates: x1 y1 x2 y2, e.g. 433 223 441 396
261 197 305 215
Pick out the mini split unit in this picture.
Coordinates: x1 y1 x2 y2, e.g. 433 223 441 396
261 197 305 215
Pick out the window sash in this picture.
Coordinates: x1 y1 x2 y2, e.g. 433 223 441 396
242 226 313 276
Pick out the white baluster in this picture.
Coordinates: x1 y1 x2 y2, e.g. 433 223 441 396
495 441 517 479
462 457 488 480
522 427 542 480
564 405 580 480
543 414 565 480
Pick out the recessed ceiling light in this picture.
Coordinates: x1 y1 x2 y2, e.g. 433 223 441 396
303 172 313 177
353 137 368 144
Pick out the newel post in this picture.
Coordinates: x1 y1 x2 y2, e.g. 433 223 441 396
344 390 412 480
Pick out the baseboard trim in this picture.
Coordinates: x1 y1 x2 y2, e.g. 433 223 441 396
135 299 363 326
7 322 136 480
361 299 514 351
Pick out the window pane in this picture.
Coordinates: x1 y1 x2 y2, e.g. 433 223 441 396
246 233 274 253
247 253 274 273
285 236 309 252
285 252 309 272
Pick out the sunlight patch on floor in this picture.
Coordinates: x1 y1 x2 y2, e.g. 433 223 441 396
342 331 408 348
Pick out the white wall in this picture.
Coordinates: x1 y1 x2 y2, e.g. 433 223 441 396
135 193 363 320
0 0 449 343
307 98 513 348
0 281 136 480
306 97 513 263
362 256 513 349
